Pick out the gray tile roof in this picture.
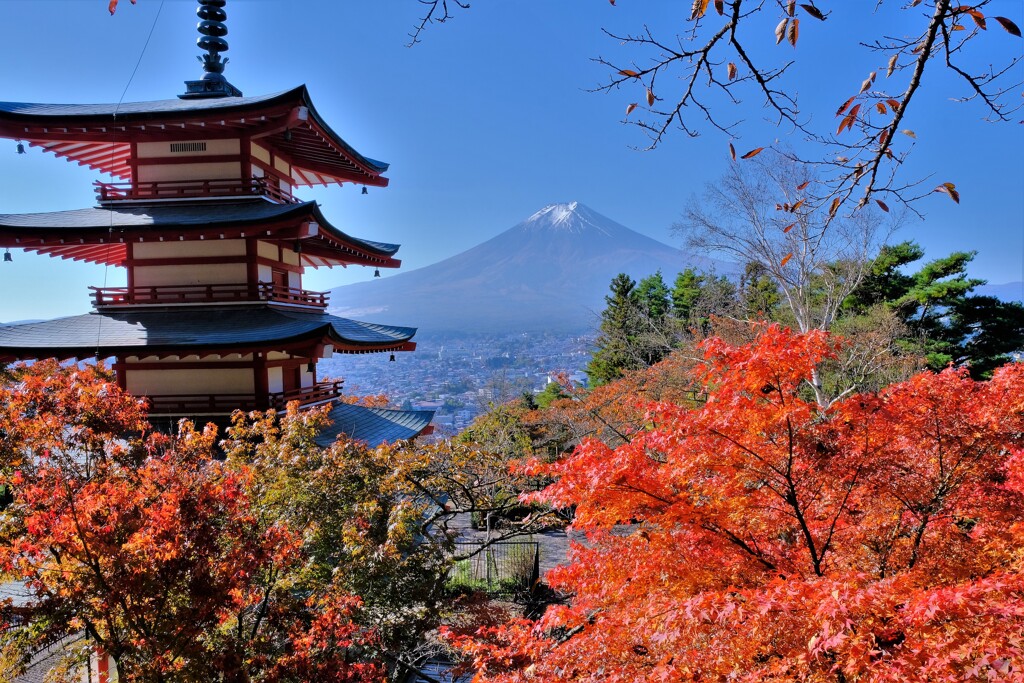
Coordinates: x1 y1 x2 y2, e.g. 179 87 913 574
0 308 416 358
0 85 388 174
0 199 400 257
316 403 434 448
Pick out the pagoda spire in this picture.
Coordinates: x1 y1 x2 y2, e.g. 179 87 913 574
179 0 243 99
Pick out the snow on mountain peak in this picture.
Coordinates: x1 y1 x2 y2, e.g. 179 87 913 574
521 201 612 236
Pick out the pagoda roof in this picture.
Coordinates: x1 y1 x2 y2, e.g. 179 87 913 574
0 86 388 187
0 307 415 362
0 198 401 268
315 403 435 448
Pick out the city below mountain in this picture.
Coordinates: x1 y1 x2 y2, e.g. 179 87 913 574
328 202 726 335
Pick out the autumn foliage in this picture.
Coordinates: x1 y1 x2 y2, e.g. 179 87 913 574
0 361 383 683
448 326 1024 682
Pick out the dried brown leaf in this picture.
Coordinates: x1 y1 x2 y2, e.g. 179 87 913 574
781 252 794 267
995 16 1022 37
800 3 825 20
787 1 796 17
647 89 655 106
776 18 789 45
935 182 960 203
835 96 856 117
886 54 898 78
619 69 640 78
901 129 917 139
875 199 890 213
626 103 638 116
875 102 888 115
714 0 725 15
690 0 711 20
968 10 986 30
727 62 738 80
796 180 810 190
741 147 765 159
788 17 800 46
729 142 737 161
829 196 841 216
783 223 796 233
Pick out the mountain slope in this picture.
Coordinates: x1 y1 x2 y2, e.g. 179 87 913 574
328 202 727 334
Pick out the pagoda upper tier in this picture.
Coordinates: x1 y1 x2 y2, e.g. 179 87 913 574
0 85 387 191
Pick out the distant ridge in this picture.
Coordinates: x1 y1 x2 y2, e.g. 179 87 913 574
328 202 728 335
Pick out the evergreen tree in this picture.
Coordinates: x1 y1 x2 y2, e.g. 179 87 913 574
635 271 671 322
671 268 705 323
845 241 1024 378
739 262 782 320
586 273 643 387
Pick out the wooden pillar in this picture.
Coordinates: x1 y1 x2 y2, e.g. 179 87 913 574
254 352 269 409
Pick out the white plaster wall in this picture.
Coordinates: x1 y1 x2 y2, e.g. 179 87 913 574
137 139 240 158
137 161 242 183
126 368 254 396
133 263 246 287
134 240 245 259
251 143 271 165
267 366 284 393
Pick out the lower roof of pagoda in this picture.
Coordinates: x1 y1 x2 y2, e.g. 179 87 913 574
0 307 416 362
0 198 401 269
314 403 435 448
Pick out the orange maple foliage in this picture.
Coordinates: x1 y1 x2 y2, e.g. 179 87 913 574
0 361 382 682
447 325 1024 682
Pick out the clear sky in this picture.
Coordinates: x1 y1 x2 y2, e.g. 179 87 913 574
0 0 1021 322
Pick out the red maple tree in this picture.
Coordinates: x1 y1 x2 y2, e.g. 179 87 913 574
0 361 382 683
448 325 1024 682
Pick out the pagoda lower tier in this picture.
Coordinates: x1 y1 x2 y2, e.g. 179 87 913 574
0 306 422 423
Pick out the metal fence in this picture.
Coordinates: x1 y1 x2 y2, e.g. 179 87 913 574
448 540 540 595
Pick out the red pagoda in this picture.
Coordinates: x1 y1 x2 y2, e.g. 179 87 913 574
0 0 432 446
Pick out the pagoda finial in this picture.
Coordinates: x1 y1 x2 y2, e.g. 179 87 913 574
179 0 243 99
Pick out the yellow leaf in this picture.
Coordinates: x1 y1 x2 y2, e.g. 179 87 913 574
781 252 793 267
875 199 890 212
619 69 640 78
727 63 737 80
690 0 711 20
729 142 737 161
626 103 638 116
741 147 765 159
789 17 800 46
647 89 655 106
995 16 1022 37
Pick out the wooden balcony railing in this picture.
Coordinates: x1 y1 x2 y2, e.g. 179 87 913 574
269 380 345 410
94 177 301 204
145 381 345 415
91 282 329 308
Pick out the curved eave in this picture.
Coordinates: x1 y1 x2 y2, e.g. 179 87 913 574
0 86 389 187
0 199 402 268
0 309 417 363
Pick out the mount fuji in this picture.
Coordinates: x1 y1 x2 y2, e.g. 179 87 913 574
328 202 729 335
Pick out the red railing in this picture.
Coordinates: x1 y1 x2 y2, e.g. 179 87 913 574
144 381 345 415
270 380 345 410
90 282 328 308
94 177 301 204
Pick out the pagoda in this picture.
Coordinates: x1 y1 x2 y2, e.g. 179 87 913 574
0 0 432 446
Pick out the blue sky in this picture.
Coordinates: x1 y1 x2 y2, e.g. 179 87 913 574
0 0 1021 321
